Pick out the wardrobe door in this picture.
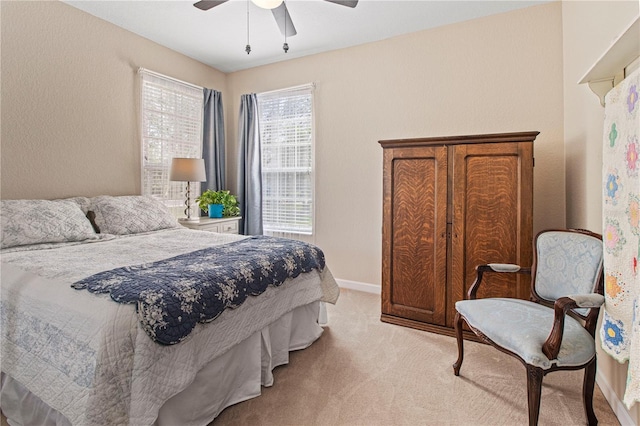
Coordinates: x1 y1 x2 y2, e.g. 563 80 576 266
449 141 533 326
381 145 448 325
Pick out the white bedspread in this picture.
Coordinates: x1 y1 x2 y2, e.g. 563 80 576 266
0 228 339 425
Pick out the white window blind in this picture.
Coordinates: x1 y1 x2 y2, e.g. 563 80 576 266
139 69 203 217
257 84 315 235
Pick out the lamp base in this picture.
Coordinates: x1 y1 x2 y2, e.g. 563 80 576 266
178 217 200 223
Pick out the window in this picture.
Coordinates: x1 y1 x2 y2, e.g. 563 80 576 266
139 69 203 217
257 84 315 235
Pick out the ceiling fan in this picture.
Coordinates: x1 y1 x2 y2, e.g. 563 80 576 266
193 0 358 40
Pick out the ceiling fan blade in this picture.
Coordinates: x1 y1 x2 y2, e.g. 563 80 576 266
272 2 297 37
193 0 228 11
323 0 358 8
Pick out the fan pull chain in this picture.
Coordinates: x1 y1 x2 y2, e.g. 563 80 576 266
282 1 289 53
245 0 251 55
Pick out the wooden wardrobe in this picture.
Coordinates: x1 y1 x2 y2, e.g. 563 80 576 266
379 131 538 337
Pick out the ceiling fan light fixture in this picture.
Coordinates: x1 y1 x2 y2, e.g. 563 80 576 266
251 0 283 9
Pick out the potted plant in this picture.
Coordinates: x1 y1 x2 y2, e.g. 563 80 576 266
196 190 240 218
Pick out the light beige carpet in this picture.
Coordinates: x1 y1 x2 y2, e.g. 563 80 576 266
212 288 620 426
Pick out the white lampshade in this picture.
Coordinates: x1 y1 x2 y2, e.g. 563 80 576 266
169 158 206 182
251 0 283 9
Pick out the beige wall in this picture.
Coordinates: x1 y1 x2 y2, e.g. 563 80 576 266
562 1 640 424
226 2 565 286
0 0 227 200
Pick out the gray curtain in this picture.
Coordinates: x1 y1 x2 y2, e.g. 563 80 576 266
202 88 225 193
237 93 263 235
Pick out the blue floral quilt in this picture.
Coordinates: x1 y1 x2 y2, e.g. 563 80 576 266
72 236 325 345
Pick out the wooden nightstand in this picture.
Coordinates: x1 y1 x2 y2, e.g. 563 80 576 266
180 217 242 234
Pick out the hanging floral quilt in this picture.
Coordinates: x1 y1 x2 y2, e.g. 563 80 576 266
601 66 640 409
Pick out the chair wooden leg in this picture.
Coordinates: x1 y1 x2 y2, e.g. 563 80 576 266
453 312 464 376
526 365 544 426
583 357 598 426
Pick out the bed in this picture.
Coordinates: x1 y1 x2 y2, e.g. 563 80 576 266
0 195 340 425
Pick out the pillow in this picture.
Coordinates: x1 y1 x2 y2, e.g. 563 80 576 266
59 196 92 214
90 195 179 235
54 196 98 231
1 199 98 249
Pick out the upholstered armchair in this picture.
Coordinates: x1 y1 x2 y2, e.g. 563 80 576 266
453 229 604 426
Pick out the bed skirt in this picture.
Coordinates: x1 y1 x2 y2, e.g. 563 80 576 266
1 301 326 426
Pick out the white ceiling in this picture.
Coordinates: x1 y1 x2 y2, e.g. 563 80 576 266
64 0 550 73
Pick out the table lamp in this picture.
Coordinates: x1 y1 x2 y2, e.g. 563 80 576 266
169 157 206 222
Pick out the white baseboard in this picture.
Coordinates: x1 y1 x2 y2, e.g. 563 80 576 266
335 278 381 294
596 369 636 426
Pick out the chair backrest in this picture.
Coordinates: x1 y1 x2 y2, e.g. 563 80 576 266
532 229 604 306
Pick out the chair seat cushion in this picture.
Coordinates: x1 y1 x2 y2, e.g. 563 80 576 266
456 298 595 369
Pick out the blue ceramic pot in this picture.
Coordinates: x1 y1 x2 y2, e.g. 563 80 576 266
208 204 224 218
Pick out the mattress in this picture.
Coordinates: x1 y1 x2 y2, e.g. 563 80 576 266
0 228 339 425
1 300 325 426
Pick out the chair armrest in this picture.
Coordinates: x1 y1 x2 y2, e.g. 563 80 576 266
541 294 603 360
567 293 604 308
487 263 522 273
467 264 531 300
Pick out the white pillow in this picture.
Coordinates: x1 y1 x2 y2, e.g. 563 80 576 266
90 195 179 235
1 199 98 249
58 196 92 214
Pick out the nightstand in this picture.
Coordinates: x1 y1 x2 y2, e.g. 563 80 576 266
180 217 242 234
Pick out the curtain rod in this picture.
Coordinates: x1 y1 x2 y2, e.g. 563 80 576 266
138 67 203 91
